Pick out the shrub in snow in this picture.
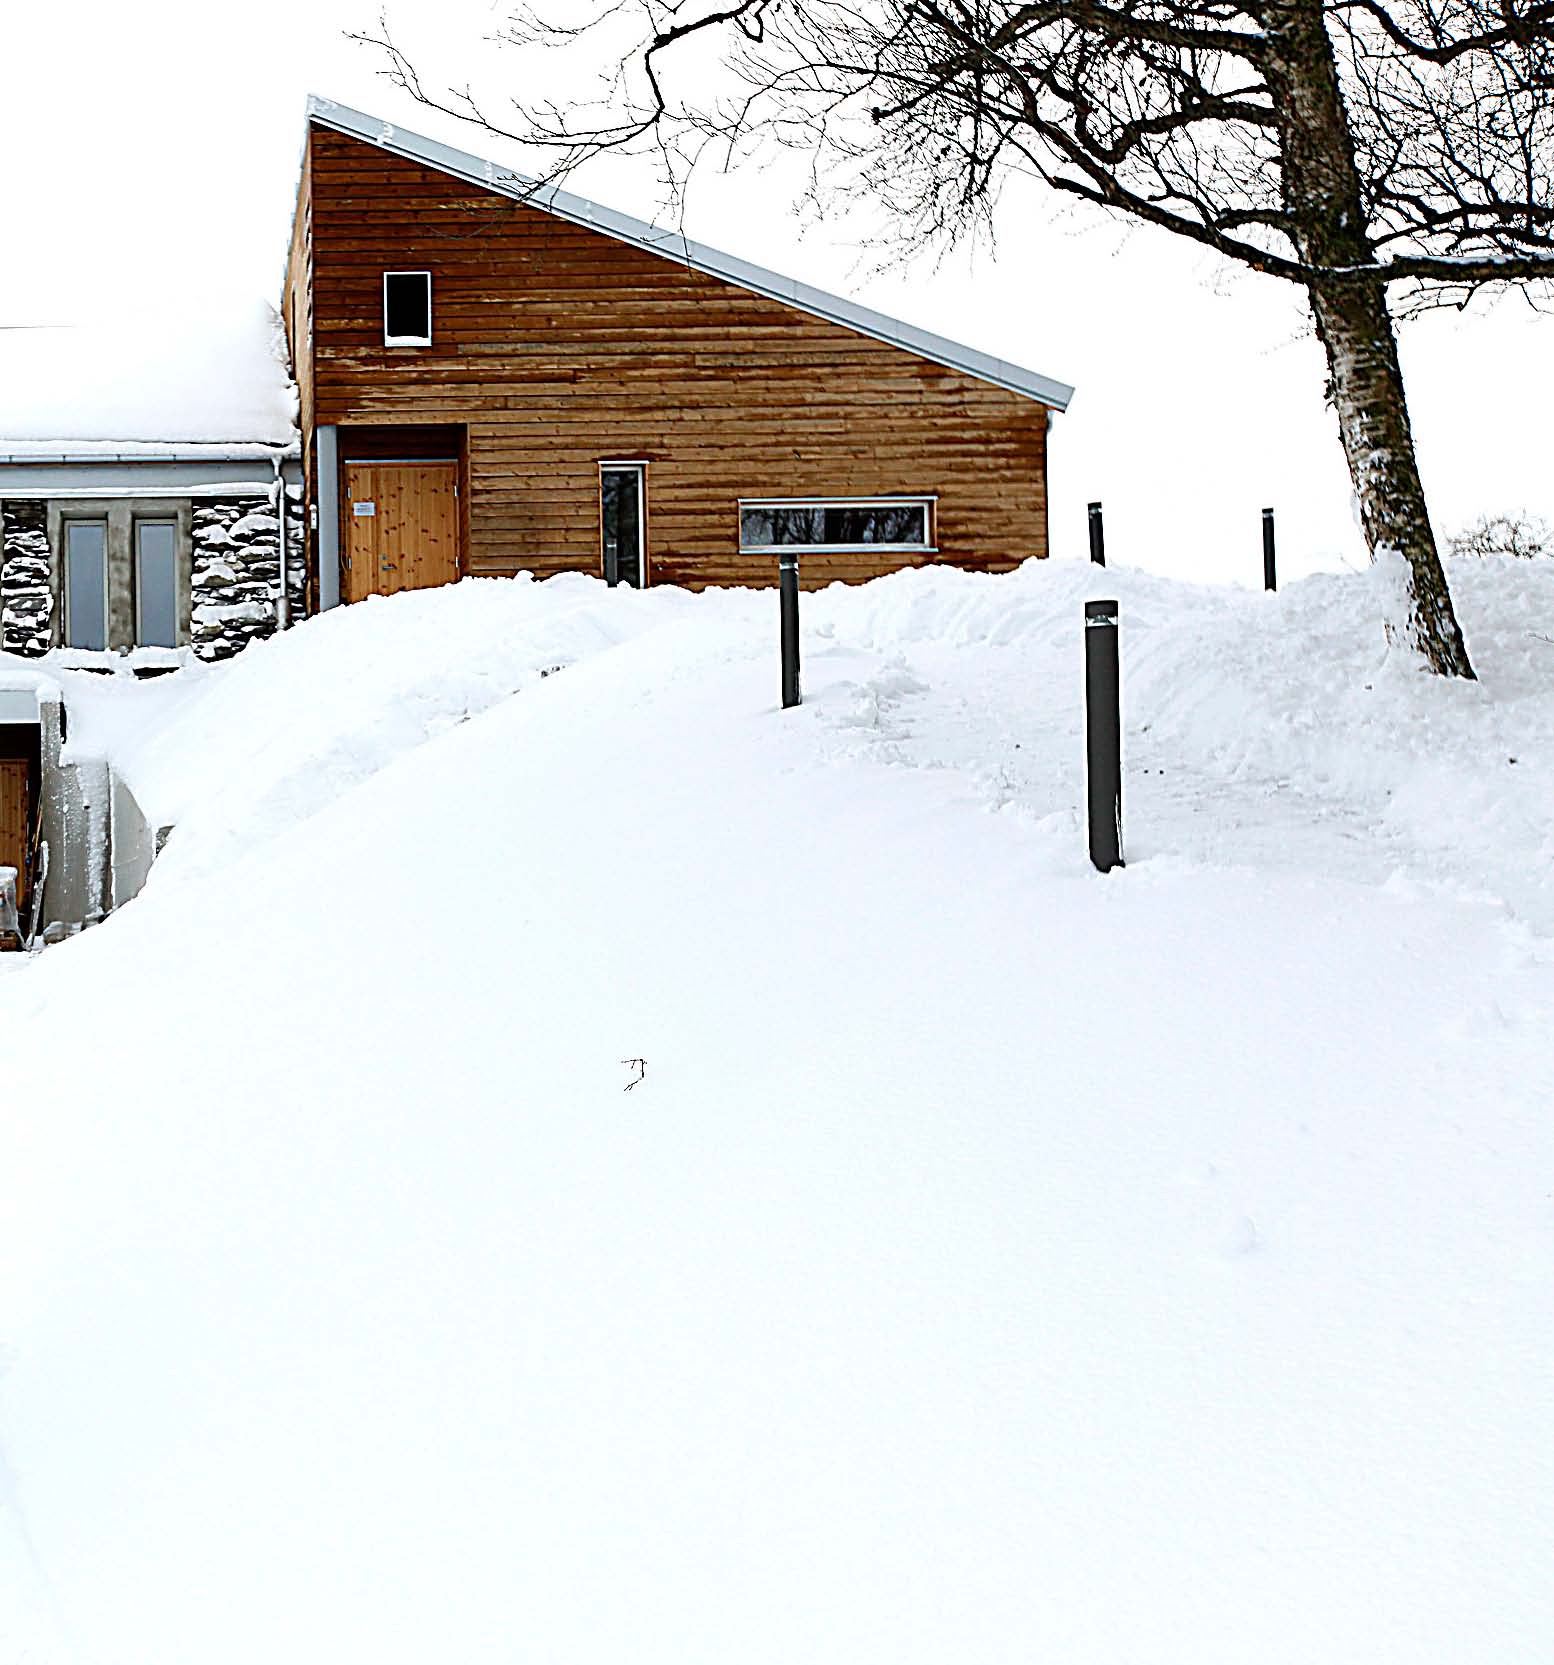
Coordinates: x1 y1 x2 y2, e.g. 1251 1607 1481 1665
1448 511 1551 561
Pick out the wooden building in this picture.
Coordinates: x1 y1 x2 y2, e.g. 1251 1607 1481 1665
284 99 1073 606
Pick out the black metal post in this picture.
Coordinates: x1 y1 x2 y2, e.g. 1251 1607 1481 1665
1088 501 1106 567
1084 600 1123 873
780 554 801 708
1262 507 1277 593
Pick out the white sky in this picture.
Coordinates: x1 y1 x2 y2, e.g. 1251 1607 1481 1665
3 0 1549 586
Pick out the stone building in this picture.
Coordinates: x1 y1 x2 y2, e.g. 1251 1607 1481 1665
0 302 301 664
0 303 301 945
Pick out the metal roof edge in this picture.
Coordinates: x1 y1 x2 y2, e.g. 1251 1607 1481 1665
0 444 298 464
304 95 1075 412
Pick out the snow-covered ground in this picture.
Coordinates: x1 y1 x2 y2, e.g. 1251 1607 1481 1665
2 556 1551 1663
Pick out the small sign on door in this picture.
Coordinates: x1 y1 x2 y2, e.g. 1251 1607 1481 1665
353 501 377 517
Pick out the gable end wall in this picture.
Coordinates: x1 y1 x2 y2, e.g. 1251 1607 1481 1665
305 125 1050 589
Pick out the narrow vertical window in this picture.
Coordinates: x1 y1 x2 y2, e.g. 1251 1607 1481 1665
135 520 179 648
383 272 432 346
600 464 646 588
64 520 108 651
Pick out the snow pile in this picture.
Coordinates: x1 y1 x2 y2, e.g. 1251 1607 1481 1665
820 553 1554 929
58 574 718 885
0 660 62 712
2 558 1552 1664
0 297 295 450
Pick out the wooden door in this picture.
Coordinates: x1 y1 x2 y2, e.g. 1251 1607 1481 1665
343 462 459 602
0 759 29 920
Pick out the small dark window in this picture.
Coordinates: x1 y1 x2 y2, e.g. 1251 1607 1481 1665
383 272 432 346
739 499 932 552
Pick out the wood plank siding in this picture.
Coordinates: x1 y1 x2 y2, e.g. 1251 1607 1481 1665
0 758 29 922
290 124 1053 592
283 141 315 440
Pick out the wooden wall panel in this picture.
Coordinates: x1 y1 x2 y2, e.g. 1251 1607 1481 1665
284 147 318 611
283 146 315 438
304 126 1052 590
0 758 29 917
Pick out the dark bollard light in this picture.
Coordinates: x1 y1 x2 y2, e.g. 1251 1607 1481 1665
780 554 801 708
1084 599 1124 873
1262 507 1277 593
1088 500 1106 567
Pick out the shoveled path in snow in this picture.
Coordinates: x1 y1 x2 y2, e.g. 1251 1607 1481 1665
811 556 1554 935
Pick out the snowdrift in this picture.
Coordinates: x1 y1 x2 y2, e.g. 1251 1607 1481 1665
2 557 1551 1664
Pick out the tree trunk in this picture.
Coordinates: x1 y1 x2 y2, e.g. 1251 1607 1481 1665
1306 274 1476 677
1265 0 1475 677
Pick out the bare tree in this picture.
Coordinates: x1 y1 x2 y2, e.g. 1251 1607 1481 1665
360 0 1554 676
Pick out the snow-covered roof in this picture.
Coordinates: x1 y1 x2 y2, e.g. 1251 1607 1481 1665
305 96 1076 413
0 298 297 459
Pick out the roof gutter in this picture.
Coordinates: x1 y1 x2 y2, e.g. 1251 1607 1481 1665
0 442 301 465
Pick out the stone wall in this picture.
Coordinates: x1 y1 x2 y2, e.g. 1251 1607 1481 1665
0 500 53 658
3 488 305 663
189 491 307 661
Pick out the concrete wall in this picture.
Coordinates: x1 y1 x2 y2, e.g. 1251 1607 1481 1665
5 691 166 942
30 694 109 935
110 774 167 912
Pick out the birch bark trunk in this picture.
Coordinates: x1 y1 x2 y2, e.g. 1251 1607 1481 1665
1266 0 1475 677
1305 274 1475 676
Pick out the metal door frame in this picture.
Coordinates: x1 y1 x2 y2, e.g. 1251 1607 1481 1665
599 460 648 588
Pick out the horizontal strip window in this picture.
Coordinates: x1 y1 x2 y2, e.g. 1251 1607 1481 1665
739 498 934 554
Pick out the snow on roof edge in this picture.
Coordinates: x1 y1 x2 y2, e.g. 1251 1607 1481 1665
0 302 299 451
303 95 1076 413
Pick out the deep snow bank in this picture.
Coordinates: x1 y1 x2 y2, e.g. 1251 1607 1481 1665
59 573 717 886
54 552 1554 926
3 557 1552 1664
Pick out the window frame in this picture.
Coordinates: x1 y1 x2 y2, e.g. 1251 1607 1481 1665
382 270 433 347
599 460 649 588
47 497 192 654
737 495 938 555
132 517 181 649
62 517 111 652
